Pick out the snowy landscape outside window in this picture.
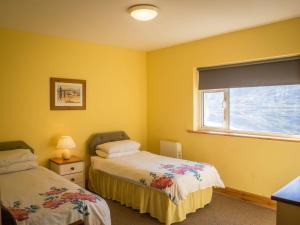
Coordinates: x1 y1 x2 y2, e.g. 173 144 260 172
200 84 300 137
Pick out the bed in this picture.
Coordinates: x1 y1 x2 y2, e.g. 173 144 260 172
88 131 224 225
0 141 111 225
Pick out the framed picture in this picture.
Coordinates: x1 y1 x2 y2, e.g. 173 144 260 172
50 78 86 110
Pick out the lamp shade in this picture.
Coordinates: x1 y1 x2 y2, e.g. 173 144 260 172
56 136 76 149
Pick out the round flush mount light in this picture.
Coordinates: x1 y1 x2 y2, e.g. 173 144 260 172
128 4 159 21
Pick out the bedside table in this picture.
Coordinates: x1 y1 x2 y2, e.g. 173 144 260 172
49 156 85 188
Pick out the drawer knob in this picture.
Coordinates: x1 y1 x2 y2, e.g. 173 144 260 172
71 178 75 182
70 167 75 170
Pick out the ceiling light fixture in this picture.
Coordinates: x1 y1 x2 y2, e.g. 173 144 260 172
128 4 159 21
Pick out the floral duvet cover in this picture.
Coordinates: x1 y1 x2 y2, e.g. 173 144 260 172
0 166 111 225
91 151 224 204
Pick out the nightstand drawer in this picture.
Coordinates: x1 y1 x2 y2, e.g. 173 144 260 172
63 173 84 184
51 161 83 175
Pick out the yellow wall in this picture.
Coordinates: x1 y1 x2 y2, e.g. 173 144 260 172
0 28 147 166
147 17 300 197
1 17 300 198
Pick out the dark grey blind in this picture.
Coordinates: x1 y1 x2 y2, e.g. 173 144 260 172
198 56 300 90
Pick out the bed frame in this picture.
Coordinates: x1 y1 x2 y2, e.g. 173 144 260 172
0 141 33 225
88 131 129 155
88 131 214 225
0 140 84 225
0 140 34 153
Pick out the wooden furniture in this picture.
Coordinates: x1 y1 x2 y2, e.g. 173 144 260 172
49 156 85 188
271 176 300 225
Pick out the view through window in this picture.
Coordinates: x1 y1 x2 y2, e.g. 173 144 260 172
201 84 300 136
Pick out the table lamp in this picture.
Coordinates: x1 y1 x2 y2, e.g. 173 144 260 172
56 136 76 160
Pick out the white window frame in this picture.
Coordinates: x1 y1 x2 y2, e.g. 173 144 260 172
200 89 229 131
198 88 300 139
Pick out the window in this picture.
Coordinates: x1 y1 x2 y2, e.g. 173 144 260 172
197 56 300 139
202 90 226 128
200 84 300 137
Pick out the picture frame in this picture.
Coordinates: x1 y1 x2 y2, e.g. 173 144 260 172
50 77 86 110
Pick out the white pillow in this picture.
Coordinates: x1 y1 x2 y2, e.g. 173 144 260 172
96 150 139 159
0 149 37 167
0 160 38 174
96 140 140 154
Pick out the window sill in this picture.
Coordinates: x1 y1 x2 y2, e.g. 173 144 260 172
187 129 300 143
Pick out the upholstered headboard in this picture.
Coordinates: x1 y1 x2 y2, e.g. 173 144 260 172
0 140 34 225
0 140 34 153
88 131 130 155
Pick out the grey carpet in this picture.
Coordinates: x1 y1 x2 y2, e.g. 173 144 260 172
107 193 275 225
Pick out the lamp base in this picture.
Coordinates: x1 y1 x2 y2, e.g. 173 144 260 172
62 149 71 160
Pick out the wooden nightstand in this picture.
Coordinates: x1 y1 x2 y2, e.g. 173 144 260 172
49 156 85 188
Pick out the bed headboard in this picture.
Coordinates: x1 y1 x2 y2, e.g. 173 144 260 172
88 131 130 155
0 140 34 153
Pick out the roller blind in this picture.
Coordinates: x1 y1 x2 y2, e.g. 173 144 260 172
198 56 300 90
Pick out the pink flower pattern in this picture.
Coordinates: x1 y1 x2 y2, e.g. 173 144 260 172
7 201 40 221
7 187 101 222
138 161 213 204
43 188 67 196
161 163 205 175
40 187 99 215
160 163 206 181
42 199 66 209
150 176 173 190
61 192 97 203
8 208 29 221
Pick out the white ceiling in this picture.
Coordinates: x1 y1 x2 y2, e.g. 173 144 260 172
0 0 300 51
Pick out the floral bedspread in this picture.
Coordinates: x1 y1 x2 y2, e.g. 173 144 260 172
91 151 224 204
0 167 111 225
